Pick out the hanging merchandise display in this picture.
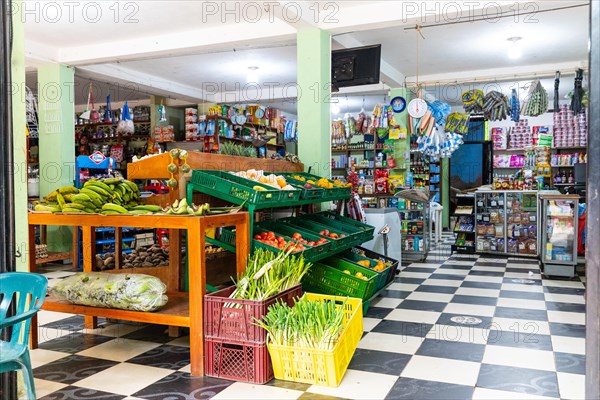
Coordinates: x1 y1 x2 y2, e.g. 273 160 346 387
445 113 469 135
344 113 356 140
103 95 113 123
284 120 297 142
369 104 396 135
462 90 484 114
510 88 520 122
482 91 510 121
521 80 549 117
410 100 462 161
158 100 167 122
117 101 135 136
554 71 561 111
570 68 586 114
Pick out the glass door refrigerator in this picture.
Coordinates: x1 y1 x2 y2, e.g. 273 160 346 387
475 190 540 257
540 194 580 277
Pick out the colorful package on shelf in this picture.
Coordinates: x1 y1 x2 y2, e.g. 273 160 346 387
491 127 506 150
509 155 524 168
531 126 549 146
553 105 587 148
374 170 389 194
109 145 124 162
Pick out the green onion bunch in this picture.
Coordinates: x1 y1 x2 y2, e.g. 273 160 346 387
256 295 346 351
229 248 312 301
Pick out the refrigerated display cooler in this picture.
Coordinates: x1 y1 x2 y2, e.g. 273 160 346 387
474 190 540 257
540 194 580 277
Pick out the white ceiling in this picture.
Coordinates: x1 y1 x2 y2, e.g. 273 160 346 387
22 0 590 110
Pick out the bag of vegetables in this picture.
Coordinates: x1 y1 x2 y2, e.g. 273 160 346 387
51 272 168 312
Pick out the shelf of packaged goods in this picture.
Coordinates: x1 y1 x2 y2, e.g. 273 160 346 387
547 214 575 218
554 183 583 186
454 230 475 234
553 146 587 150
88 134 150 142
219 136 285 149
494 148 526 152
331 149 349 153
494 166 523 169
552 165 575 168
398 209 424 212
208 115 281 133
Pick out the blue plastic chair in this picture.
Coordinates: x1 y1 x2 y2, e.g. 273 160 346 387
0 272 48 399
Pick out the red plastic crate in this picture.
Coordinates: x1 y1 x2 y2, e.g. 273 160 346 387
204 285 302 343
205 338 273 384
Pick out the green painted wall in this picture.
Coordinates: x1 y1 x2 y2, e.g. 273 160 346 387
11 0 27 271
38 64 75 251
296 28 331 177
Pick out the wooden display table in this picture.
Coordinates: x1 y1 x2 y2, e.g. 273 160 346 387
28 212 250 376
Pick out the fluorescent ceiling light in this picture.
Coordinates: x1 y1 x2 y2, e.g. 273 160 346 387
507 37 522 60
247 66 259 83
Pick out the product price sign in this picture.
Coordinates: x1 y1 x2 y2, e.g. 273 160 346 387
89 151 106 165
491 200 498 207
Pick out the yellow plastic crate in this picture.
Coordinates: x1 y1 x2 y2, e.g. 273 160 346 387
266 293 363 387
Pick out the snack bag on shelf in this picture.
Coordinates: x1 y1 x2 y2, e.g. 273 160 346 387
375 169 389 194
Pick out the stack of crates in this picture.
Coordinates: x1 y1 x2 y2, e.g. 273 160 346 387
203 285 302 384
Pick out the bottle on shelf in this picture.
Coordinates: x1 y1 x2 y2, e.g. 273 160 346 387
568 171 574 184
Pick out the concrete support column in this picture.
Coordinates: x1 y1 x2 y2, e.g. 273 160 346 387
296 28 331 177
11 0 27 271
38 64 75 251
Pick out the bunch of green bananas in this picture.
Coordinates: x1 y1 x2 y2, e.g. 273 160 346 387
33 178 147 215
163 198 243 216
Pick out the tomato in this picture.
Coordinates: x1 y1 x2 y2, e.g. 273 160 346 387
260 231 268 239
277 236 285 242
267 231 275 240
323 230 330 235
307 241 315 246
339 234 346 238
292 233 301 240
329 233 339 239
253 234 261 240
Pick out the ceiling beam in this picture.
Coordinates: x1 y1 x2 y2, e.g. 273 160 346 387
319 0 572 34
405 60 589 86
333 35 405 88
76 64 212 104
54 21 296 66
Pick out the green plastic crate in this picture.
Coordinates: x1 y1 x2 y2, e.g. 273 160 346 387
287 182 325 201
280 172 351 200
190 170 301 207
332 253 390 292
302 213 375 243
256 221 333 255
301 259 378 301
220 226 323 261
281 218 362 250
345 246 400 286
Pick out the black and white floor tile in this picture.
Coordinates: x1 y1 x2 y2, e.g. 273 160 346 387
27 234 587 399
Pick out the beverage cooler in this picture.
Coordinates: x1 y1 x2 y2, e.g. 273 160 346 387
540 194 580 277
474 190 540 256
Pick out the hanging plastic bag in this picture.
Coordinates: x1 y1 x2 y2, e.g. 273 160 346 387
89 86 101 124
104 95 113 123
117 100 135 135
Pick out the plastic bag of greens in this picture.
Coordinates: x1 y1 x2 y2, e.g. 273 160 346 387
51 272 168 312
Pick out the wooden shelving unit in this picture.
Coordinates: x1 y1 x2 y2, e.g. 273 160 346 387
28 211 250 377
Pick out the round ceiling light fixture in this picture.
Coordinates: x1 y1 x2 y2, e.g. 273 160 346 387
507 37 523 60
247 66 259 83
331 104 340 114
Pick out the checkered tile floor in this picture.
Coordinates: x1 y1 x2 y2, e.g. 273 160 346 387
28 234 587 399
